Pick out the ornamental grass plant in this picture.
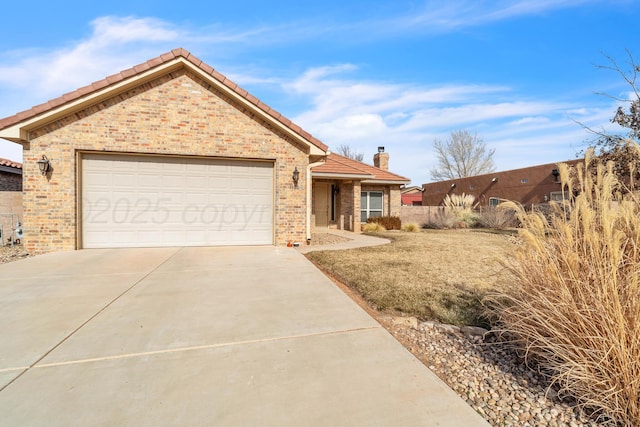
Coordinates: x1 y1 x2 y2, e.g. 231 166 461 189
442 193 479 228
489 150 640 426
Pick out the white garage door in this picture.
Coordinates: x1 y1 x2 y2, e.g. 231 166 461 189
81 154 274 248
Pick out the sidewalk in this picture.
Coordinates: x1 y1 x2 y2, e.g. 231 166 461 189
297 228 391 253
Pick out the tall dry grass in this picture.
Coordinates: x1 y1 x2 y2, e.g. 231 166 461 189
489 150 640 426
442 193 479 227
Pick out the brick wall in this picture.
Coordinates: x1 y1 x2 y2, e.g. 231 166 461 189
0 171 22 191
422 160 581 207
0 192 23 244
23 70 309 252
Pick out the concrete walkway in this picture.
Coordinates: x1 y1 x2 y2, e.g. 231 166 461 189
297 228 391 253
0 247 488 426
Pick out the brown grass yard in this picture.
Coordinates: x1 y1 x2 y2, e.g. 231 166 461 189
306 229 516 327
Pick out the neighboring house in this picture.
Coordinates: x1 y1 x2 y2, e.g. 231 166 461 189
0 48 409 253
400 186 423 206
0 158 22 191
422 159 582 207
311 148 410 230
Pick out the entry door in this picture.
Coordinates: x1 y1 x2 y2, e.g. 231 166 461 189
315 183 330 227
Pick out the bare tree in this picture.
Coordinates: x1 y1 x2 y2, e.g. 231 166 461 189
581 50 640 185
429 130 495 181
336 144 364 162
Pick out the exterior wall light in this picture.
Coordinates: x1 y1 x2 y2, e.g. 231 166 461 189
37 155 51 176
292 167 300 187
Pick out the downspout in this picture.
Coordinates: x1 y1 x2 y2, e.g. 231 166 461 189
306 154 329 243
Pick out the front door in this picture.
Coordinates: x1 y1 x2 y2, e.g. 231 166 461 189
315 183 330 227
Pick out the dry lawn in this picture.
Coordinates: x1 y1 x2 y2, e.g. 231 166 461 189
306 229 515 326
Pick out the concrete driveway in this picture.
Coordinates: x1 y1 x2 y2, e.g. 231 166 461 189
0 247 488 426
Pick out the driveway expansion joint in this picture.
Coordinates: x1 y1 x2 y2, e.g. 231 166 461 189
0 248 184 393
31 326 383 369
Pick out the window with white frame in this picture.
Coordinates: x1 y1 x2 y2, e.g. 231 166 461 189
488 197 500 207
361 191 383 222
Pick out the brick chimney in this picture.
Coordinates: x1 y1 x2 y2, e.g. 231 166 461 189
373 146 389 170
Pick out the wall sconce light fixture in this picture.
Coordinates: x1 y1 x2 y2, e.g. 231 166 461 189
37 155 51 176
292 167 300 187
551 168 560 182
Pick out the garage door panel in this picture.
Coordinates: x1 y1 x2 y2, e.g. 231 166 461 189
82 154 274 248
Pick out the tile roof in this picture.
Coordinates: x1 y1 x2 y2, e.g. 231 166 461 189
0 158 22 170
313 153 409 183
0 48 328 152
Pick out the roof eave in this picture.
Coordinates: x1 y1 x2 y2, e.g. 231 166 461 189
0 165 21 174
361 179 411 185
312 172 374 180
0 56 328 157
0 58 186 144
185 59 326 156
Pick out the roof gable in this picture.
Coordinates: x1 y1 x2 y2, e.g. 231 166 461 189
0 48 327 156
313 153 409 183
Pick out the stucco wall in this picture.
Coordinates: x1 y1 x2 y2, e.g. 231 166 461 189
399 205 444 226
23 70 309 252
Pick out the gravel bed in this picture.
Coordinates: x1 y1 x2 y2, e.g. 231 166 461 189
383 318 605 427
0 245 32 264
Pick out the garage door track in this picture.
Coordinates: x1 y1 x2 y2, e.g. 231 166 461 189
0 247 488 426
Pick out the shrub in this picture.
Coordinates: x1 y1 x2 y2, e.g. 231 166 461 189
362 222 387 232
477 205 518 229
401 222 420 232
442 193 479 227
366 215 401 230
423 209 457 229
488 150 640 426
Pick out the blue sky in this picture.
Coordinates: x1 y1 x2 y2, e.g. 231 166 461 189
0 0 638 185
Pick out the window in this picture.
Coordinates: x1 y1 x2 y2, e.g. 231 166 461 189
361 191 383 222
549 191 570 202
521 178 528 184
488 197 500 207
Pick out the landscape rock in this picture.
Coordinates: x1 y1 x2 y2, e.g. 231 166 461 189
460 325 489 337
385 320 600 426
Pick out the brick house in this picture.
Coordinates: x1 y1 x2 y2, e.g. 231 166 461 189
400 186 423 206
311 148 409 231
0 48 408 253
421 159 582 207
0 158 22 192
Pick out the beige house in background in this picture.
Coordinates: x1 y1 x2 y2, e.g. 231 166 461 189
0 48 408 253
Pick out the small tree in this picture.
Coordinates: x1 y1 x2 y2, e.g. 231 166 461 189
430 130 495 181
336 144 364 162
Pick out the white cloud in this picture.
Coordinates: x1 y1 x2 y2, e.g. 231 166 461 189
0 16 184 112
280 63 609 185
373 0 603 35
